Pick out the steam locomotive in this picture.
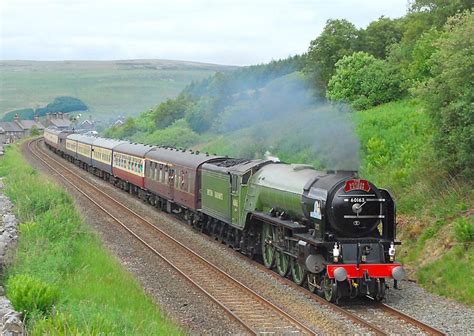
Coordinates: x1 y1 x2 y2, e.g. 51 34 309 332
44 127 404 303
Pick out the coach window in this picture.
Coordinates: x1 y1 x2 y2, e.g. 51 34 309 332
181 171 187 191
174 169 179 188
188 174 193 193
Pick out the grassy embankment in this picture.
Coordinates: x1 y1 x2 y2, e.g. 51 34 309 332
0 144 181 334
355 99 473 306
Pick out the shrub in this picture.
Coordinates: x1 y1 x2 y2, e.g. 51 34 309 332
454 217 474 242
417 11 474 177
7 274 59 317
327 52 404 109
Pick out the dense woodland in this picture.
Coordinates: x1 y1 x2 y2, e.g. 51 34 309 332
105 0 473 304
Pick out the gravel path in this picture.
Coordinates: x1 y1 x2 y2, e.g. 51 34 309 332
25 141 474 335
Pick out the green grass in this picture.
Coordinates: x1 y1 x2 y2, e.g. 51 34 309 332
417 245 474 306
0 144 181 335
0 60 233 120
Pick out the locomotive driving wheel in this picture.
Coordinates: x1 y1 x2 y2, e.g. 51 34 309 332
291 259 306 285
275 250 290 277
261 223 275 268
322 274 338 303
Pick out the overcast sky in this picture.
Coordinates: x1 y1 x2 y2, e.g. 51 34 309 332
0 0 408 65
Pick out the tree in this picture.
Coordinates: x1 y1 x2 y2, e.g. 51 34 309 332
417 11 474 176
150 94 192 129
185 97 220 133
327 52 404 110
30 125 41 136
408 28 441 84
409 0 473 28
121 118 138 138
359 16 404 58
304 19 360 88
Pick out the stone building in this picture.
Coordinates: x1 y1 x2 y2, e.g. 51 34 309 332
0 122 24 144
44 112 72 129
14 114 45 136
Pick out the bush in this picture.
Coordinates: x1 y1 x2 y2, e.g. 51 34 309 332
134 119 199 148
417 11 474 177
327 52 404 109
454 217 474 242
7 274 58 317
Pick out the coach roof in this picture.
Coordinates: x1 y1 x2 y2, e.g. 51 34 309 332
113 142 155 157
92 137 128 150
67 133 96 145
45 127 63 135
146 147 224 169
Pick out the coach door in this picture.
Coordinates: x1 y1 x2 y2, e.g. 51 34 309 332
168 167 175 201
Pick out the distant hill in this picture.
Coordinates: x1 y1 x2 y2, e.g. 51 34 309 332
0 60 236 120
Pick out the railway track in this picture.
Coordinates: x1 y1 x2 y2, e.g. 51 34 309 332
230 244 445 335
27 138 315 335
27 138 446 335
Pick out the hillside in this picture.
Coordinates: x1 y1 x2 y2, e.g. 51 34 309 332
0 60 235 121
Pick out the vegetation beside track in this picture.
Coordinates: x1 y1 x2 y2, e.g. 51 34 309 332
355 100 473 306
0 143 181 335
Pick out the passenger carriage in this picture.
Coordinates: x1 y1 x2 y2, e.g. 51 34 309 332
91 137 128 179
112 142 154 191
66 133 95 168
144 147 223 213
43 128 62 151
